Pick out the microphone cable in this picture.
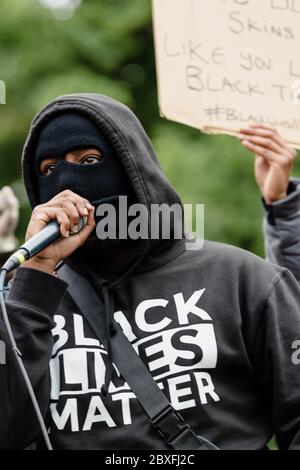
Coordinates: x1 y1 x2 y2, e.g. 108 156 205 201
0 267 53 450
0 215 87 450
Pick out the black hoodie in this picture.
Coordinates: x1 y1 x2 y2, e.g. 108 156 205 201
1 93 300 450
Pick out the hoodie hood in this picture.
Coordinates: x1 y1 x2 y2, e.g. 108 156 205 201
21 93 186 272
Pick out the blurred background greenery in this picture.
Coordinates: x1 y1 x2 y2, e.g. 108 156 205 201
0 0 299 256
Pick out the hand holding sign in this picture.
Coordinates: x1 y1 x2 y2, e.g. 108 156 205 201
238 125 297 204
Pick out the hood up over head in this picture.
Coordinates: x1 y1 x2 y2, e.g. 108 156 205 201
22 93 186 276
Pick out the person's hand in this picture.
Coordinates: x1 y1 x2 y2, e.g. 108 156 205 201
0 186 19 238
0 186 19 254
238 125 297 204
23 190 95 274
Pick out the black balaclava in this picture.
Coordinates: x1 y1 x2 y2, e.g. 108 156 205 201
35 112 134 204
34 111 138 278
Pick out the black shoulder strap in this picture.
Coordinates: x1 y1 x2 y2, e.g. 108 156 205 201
58 263 218 450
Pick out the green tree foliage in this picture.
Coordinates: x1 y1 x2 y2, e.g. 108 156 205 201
0 0 298 254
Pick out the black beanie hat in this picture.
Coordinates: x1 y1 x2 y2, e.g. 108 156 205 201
35 112 111 173
34 111 134 204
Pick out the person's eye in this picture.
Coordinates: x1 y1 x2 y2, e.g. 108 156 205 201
81 155 102 165
44 162 58 176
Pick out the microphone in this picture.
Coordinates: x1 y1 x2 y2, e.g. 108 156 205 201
2 216 87 274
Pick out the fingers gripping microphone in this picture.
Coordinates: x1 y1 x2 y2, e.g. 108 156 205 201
2 217 87 274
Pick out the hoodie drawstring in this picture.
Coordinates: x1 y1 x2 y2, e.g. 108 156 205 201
100 284 116 396
84 248 148 397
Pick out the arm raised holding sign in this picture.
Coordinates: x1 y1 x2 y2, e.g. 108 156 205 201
238 125 300 280
238 125 296 205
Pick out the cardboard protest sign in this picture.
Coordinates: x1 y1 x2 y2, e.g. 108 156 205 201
152 0 300 148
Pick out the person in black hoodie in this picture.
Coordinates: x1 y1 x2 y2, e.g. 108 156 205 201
1 93 300 450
